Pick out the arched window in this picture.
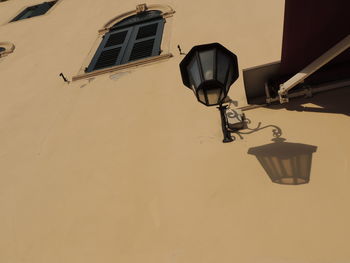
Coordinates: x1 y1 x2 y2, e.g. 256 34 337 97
86 10 165 73
0 42 15 57
10 1 57 22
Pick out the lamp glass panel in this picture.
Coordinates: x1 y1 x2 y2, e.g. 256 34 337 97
206 88 221 105
217 50 230 85
0 47 5 52
225 63 234 91
187 56 201 88
219 89 226 101
199 50 215 80
197 89 206 104
188 75 197 94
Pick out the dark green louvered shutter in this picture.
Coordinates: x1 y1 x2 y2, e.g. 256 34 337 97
32 2 54 17
86 27 133 72
11 6 36 21
121 18 164 63
11 1 56 22
86 14 165 72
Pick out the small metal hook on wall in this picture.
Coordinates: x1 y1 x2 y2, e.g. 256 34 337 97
59 73 70 83
177 45 186 55
232 121 283 141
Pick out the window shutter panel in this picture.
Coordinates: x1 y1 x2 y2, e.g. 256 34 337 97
121 18 164 63
11 1 56 21
11 7 35 21
30 2 52 17
86 27 133 72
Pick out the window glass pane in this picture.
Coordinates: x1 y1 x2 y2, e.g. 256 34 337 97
199 50 214 80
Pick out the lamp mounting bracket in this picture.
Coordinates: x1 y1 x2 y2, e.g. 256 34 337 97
218 104 246 143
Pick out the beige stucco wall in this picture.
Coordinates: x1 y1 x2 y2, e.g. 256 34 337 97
0 0 349 262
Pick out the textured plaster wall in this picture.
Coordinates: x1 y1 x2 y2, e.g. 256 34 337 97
0 0 349 263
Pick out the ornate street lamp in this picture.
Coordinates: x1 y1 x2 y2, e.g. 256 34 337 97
180 43 239 106
248 137 317 185
179 43 243 142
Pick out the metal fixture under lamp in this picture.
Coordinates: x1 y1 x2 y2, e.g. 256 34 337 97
179 43 244 143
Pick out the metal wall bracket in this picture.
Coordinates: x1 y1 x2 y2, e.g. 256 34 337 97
218 105 246 143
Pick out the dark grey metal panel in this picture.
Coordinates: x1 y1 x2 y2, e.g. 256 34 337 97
243 61 281 105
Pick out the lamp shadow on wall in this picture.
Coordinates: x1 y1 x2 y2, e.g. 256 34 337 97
269 87 350 116
248 138 318 185
234 121 318 185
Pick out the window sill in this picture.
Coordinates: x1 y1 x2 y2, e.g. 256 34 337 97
0 50 13 57
72 53 173 81
0 42 15 57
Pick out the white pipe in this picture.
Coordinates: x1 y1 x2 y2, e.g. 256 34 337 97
241 78 350 111
278 34 350 103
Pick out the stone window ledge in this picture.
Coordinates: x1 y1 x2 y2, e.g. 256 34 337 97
0 42 15 57
72 53 172 82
